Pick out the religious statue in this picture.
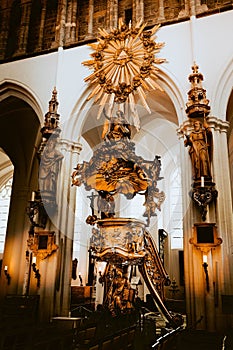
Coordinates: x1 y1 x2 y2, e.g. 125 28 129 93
184 119 212 180
72 258 78 280
39 137 64 201
102 110 131 142
90 227 103 251
97 190 115 219
105 267 133 314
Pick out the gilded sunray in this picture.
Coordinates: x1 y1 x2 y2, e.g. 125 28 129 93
82 19 166 129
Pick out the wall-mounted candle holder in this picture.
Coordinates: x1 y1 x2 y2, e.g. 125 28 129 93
32 257 40 288
78 272 83 286
4 266 11 285
202 254 210 292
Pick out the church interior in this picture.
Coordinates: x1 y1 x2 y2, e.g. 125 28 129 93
0 1 233 349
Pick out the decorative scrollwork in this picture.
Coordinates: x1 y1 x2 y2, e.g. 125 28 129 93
191 185 218 221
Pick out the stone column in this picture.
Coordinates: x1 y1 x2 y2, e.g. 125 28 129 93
53 139 82 316
71 0 78 42
158 0 165 22
37 2 47 51
0 183 31 299
64 0 77 44
179 117 233 332
15 0 32 55
189 0 208 16
110 0 118 28
65 0 72 43
0 8 11 60
178 0 189 19
85 0 94 39
54 0 67 48
135 0 144 22
208 117 233 286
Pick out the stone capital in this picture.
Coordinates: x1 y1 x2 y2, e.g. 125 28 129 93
206 116 229 133
60 139 82 154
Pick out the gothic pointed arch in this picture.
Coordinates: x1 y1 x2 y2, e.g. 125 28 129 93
226 89 233 198
0 81 43 187
0 80 43 123
211 58 233 120
63 67 186 144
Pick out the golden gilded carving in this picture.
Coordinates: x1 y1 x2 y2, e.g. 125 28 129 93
185 63 210 119
29 231 58 260
184 119 212 180
71 18 183 327
38 88 63 207
104 266 135 315
90 218 146 263
72 111 165 225
83 19 165 129
189 223 222 253
184 64 218 221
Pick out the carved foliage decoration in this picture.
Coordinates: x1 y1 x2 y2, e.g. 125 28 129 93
72 127 165 226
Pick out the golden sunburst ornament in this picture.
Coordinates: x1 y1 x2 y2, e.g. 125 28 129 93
83 19 166 130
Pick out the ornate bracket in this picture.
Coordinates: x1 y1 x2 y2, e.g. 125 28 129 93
189 223 222 253
28 231 58 260
26 191 47 234
191 181 218 221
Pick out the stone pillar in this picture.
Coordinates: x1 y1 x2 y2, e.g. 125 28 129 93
0 8 11 60
189 0 196 17
64 0 77 44
208 117 233 290
65 0 72 43
71 0 78 42
37 2 47 51
135 0 144 22
85 0 94 39
179 117 233 332
15 0 32 55
0 182 31 300
189 0 208 16
54 0 67 48
178 0 189 19
194 0 208 15
158 0 165 22
108 0 118 29
53 139 82 316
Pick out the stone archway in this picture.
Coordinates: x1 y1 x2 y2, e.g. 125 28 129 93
0 86 42 300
